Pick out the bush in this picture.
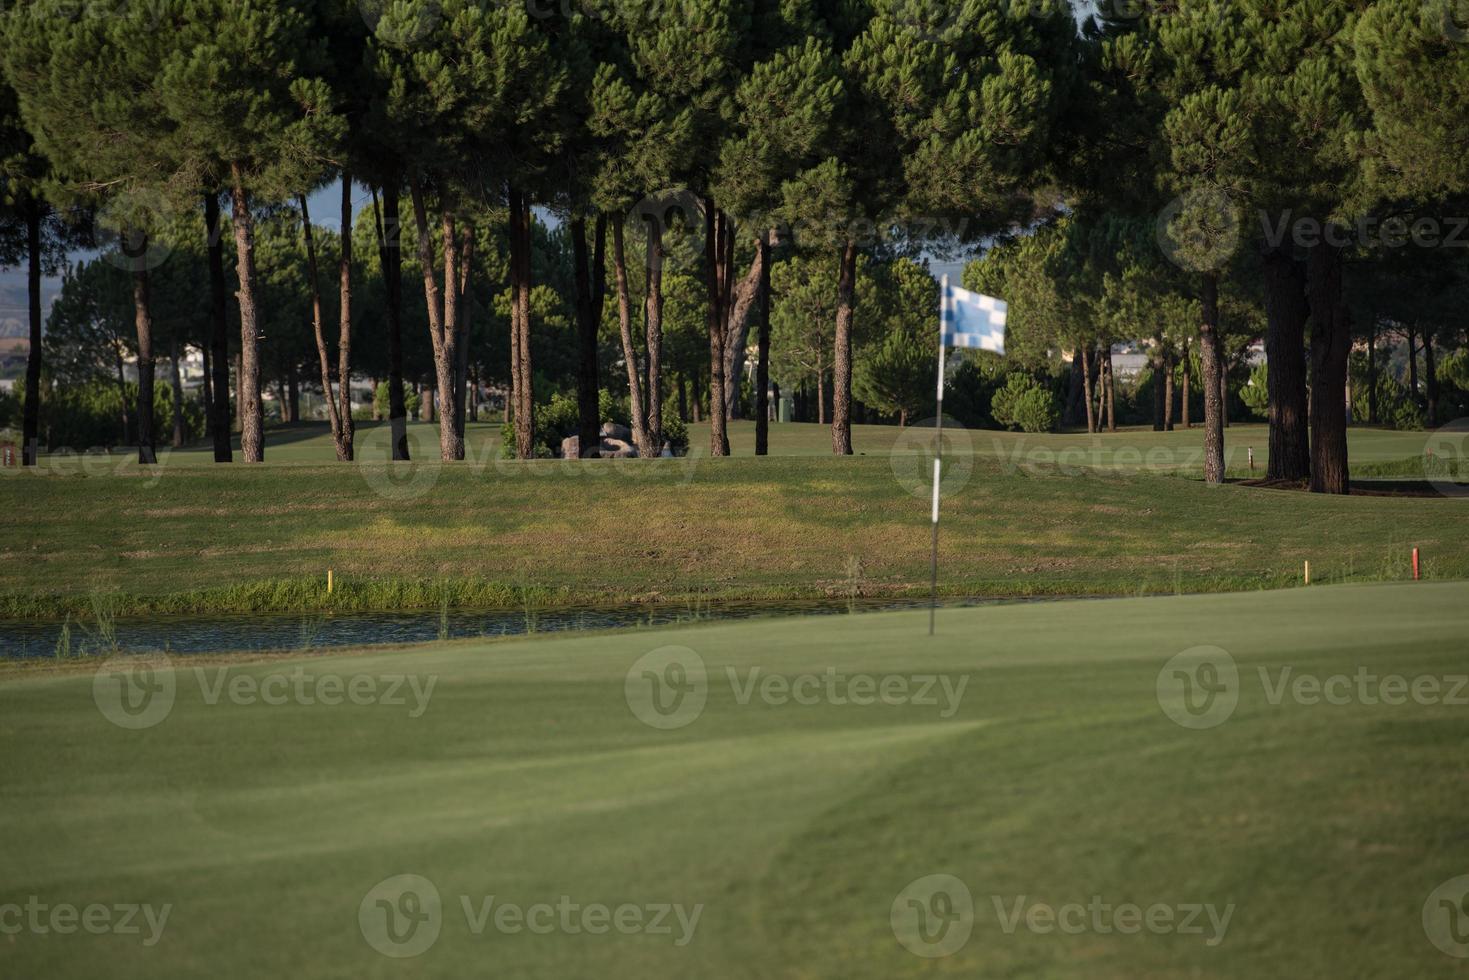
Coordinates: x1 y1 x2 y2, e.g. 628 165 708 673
990 373 1059 433
21 379 203 449
499 389 629 458
1240 362 1269 421
661 412 689 454
373 381 421 420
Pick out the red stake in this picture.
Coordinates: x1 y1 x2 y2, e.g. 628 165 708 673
1413 547 1420 581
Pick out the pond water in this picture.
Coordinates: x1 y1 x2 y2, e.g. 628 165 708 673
0 596 1055 659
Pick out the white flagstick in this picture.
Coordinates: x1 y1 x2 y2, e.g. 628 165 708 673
929 275 949 636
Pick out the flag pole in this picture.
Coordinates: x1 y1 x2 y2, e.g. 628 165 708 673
930 275 948 636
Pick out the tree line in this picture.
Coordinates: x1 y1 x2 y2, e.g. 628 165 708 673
1 0 1465 494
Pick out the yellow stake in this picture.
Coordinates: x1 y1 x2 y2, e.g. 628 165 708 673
1303 560 1310 586
328 569 334 594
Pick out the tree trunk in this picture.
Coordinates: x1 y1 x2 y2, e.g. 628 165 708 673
299 193 344 449
722 241 766 421
1080 346 1095 433
21 202 42 466
691 370 702 423
202 194 232 462
831 238 856 455
1367 311 1378 425
1307 240 1350 494
453 221 473 446
230 164 264 462
336 174 355 460
1093 349 1106 428
420 383 434 422
1151 337 1166 431
116 348 131 445
507 188 533 459
407 173 462 461
131 259 157 464
611 218 649 453
1262 246 1310 480
755 231 772 456
232 351 241 432
373 184 409 460
1163 348 1175 431
703 198 729 456
817 364 826 425
643 214 664 457
1220 360 1230 429
571 215 603 457
1104 347 1117 433
1180 339 1191 429
1424 331 1439 429
169 338 185 448
1064 350 1083 427
201 339 212 425
1406 323 1419 396
1199 273 1225 484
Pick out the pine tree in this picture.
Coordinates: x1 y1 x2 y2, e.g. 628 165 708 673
0 1 189 464
827 0 1076 454
714 33 842 452
371 0 563 460
0 79 70 465
1354 0 1469 199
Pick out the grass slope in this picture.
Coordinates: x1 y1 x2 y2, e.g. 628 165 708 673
1 583 1465 977
5 423 1465 618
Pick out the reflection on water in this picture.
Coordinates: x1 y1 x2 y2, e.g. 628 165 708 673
0 596 1054 659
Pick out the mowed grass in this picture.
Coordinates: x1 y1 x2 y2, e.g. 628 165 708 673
1 583 1466 977
5 421 1465 617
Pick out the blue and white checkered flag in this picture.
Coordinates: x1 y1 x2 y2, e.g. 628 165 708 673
941 284 1006 354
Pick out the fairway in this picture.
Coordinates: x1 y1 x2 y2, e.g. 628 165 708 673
6 422 1464 618
2 582 1466 977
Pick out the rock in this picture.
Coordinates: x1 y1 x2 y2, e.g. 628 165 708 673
599 422 632 442
600 438 637 458
560 435 581 459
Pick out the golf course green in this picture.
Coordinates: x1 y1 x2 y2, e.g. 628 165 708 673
2 582 1466 977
